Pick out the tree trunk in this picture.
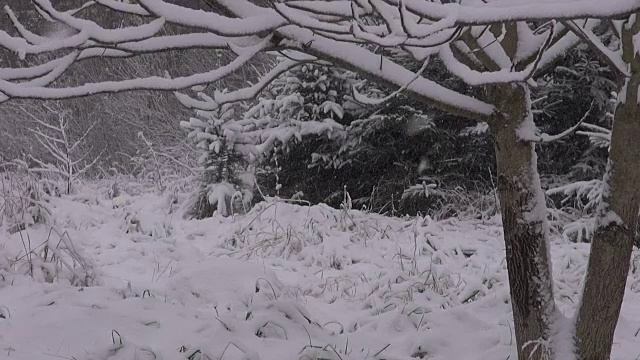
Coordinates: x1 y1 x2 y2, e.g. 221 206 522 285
488 83 557 360
574 71 640 360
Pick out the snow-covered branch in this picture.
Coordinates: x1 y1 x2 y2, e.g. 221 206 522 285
0 37 273 100
438 22 555 86
390 0 640 26
285 0 640 29
563 20 628 77
176 54 315 111
1 0 629 122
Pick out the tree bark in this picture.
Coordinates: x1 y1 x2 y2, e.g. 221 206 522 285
489 83 557 360
573 16 640 359
574 65 640 360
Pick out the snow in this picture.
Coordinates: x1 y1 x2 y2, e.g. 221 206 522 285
439 44 541 86
285 28 495 117
114 34 262 54
2 181 640 359
286 0 640 27
176 56 310 111
216 0 496 119
3 0 640 356
1 0 624 123
563 20 628 77
32 1 166 44
94 0 150 17
398 0 640 25
0 52 77 81
136 0 286 37
0 39 271 99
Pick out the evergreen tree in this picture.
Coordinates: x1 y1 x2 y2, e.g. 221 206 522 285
181 105 253 218
244 62 357 198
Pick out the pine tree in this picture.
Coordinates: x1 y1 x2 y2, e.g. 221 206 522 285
244 62 355 197
181 105 253 218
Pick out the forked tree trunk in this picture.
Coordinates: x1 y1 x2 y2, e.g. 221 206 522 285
488 84 557 360
574 67 640 359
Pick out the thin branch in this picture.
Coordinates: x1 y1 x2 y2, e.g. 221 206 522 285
537 100 595 143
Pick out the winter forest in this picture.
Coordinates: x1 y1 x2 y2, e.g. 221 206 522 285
2 0 640 359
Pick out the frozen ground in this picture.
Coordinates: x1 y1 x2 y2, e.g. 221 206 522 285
1 182 640 360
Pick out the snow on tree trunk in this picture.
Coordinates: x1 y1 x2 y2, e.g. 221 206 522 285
489 83 556 360
574 19 640 356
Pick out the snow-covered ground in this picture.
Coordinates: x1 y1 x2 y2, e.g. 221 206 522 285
1 182 640 360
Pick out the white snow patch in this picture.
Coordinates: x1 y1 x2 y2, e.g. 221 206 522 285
1 181 640 359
